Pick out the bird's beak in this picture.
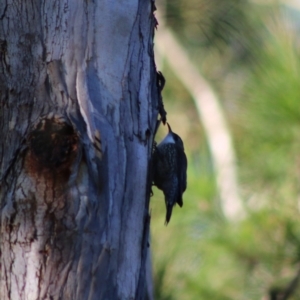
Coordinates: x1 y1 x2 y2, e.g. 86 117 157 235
167 122 172 133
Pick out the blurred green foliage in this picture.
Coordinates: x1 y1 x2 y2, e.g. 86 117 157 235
151 1 300 299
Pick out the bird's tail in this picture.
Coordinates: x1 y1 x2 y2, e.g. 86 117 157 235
165 203 173 225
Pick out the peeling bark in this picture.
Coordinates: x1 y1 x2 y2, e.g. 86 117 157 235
0 1 158 299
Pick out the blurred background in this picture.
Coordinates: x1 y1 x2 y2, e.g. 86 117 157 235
150 0 300 299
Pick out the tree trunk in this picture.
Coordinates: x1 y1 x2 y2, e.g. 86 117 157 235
0 1 158 299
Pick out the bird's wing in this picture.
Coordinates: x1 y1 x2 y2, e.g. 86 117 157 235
176 148 187 207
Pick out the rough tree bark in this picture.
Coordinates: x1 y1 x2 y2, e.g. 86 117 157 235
0 1 158 299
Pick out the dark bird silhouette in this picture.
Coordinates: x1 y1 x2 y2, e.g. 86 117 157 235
153 123 187 224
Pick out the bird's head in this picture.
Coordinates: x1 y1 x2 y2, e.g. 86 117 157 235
159 123 184 149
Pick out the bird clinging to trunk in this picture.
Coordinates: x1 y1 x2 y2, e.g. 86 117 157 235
153 123 187 224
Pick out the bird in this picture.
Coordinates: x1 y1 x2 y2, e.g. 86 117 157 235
152 123 187 224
